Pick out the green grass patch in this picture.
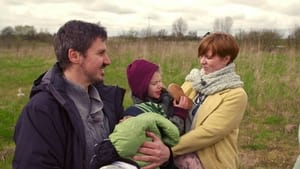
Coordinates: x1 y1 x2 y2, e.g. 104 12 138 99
242 143 268 150
264 115 285 125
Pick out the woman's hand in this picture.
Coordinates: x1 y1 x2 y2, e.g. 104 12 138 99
133 131 170 169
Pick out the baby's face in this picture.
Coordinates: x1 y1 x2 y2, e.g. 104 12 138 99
147 71 164 99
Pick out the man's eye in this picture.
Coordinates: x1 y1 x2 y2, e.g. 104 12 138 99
98 52 104 55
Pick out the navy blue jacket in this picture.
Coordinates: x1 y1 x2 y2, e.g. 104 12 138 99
13 63 125 169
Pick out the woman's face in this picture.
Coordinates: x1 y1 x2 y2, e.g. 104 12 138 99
147 71 164 99
199 50 230 74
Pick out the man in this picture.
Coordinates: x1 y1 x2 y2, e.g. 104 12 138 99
13 20 171 169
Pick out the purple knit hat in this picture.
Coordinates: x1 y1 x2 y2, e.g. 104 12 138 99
126 59 159 100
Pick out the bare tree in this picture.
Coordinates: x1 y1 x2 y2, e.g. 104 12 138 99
120 28 139 39
14 25 36 36
236 29 282 50
172 17 188 38
186 30 198 40
290 26 300 49
213 16 233 33
157 29 168 38
1 26 14 36
140 26 153 38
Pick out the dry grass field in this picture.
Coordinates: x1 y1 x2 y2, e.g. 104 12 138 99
0 39 299 169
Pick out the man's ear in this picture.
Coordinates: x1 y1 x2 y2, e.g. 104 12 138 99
68 48 81 64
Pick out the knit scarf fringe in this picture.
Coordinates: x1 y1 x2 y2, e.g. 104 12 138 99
185 63 243 95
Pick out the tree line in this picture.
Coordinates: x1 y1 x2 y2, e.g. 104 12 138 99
1 17 300 50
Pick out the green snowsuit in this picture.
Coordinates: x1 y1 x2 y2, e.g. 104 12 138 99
109 112 180 167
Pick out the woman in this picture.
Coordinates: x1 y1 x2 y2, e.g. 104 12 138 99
172 32 248 169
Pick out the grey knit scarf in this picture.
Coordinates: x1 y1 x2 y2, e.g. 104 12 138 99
185 63 243 95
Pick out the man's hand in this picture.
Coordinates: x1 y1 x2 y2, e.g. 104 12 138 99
133 131 170 169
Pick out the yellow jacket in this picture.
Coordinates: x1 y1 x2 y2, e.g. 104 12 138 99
172 81 248 169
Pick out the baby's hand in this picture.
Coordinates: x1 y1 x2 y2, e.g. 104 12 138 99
174 96 193 110
119 115 133 122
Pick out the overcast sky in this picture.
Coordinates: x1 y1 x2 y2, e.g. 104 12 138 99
0 0 299 37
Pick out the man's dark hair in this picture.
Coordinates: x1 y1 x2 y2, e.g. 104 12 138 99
53 20 107 70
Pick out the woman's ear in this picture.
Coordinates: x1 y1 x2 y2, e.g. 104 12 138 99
224 55 231 65
68 48 81 64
